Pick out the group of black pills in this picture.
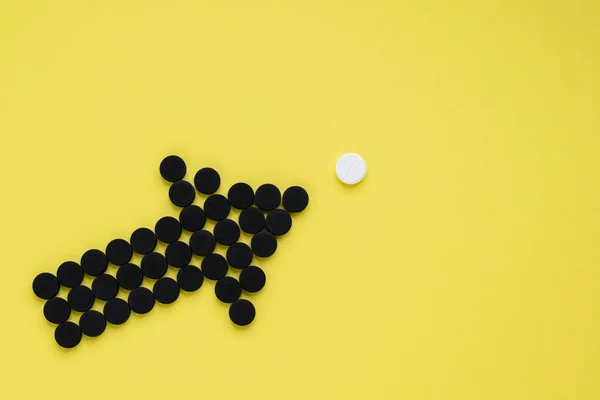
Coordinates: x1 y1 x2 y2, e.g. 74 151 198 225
32 155 309 348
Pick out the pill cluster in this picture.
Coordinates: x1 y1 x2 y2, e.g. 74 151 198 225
32 155 309 348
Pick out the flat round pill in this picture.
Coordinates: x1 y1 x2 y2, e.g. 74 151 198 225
239 207 265 234
336 153 367 184
179 205 206 232
81 249 108 276
153 277 180 304
32 272 59 300
104 298 130 325
165 241 192 268
251 231 278 258
189 230 216 256
155 216 182 243
160 155 186 183
194 167 221 194
68 285 95 312
214 219 240 246
201 253 228 280
282 186 309 213
117 263 143 290
239 266 266 293
55 321 81 348
128 287 155 314
255 184 281 211
130 227 157 254
265 209 292 236
229 299 256 326
79 310 106 337
226 243 253 269
228 182 254 209
177 265 204 292
56 261 83 288
91 274 119 301
106 239 132 266
169 180 196 207
43 297 71 324
204 194 230 221
141 252 168 279
215 277 241 303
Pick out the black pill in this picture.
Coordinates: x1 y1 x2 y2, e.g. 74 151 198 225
153 277 180 304
228 182 254 209
116 263 143 290
179 205 206 232
251 231 278 258
56 261 83 288
239 266 266 293
201 254 228 280
282 186 309 213
91 274 119 301
79 310 106 337
169 180 196 207
266 209 292 236
106 239 133 266
229 299 256 326
43 297 71 324
177 265 204 292
214 219 240 246
55 321 82 348
141 252 168 279
81 249 108 276
189 230 216 256
204 194 230 221
255 184 281 211
68 285 95 312
130 227 157 254
215 277 241 303
226 242 253 269
239 207 265 234
165 241 192 268
160 155 186 183
128 287 155 314
32 272 59 300
104 298 130 325
155 216 182 243
194 167 221 194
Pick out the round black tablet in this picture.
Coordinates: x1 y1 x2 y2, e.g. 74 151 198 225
91 274 119 301
204 194 230 221
255 184 281 211
228 182 254 209
177 265 204 292
239 207 265 234
265 209 292 236
116 263 143 290
194 167 220 195
179 205 206 232
153 277 180 304
239 266 266 293
226 243 253 269
81 249 108 276
32 272 59 300
130 227 157 254
214 219 240 246
79 310 106 337
165 241 192 268
160 155 186 183
56 261 83 288
55 321 82 348
251 231 278 258
104 298 130 325
128 287 155 314
229 299 256 326
215 277 241 303
282 186 309 213
169 180 196 207
106 239 132 266
201 253 228 280
189 230 216 256
141 252 168 279
68 285 95 312
155 216 182 243
43 297 71 324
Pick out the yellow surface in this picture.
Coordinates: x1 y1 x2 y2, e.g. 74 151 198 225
1 1 599 399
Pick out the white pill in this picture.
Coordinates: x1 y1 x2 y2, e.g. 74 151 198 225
336 153 367 185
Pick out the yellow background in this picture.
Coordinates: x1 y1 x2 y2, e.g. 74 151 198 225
1 1 599 399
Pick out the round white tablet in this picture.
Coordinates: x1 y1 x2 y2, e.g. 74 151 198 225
336 153 367 185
